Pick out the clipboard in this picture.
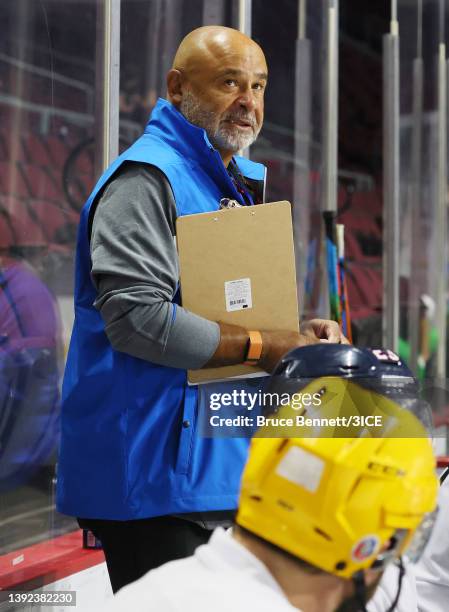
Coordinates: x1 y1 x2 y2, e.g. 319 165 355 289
176 201 299 384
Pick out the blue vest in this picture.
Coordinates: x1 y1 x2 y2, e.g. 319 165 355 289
57 99 267 519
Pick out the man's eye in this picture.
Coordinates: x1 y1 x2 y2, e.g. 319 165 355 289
253 83 265 91
225 79 237 86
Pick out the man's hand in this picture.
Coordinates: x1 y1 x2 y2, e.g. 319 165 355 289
300 319 350 345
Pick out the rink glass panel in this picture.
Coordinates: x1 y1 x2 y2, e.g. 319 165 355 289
0 0 98 555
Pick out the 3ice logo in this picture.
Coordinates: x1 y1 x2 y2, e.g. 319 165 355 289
351 536 380 562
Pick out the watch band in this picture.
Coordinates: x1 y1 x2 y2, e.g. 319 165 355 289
244 330 263 366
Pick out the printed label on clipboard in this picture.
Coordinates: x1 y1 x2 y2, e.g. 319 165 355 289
225 278 253 312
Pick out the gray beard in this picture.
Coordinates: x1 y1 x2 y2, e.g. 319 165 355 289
179 90 260 153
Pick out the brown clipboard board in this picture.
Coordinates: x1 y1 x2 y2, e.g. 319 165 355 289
176 201 299 384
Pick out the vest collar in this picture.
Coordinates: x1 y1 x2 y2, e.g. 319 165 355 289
144 98 220 163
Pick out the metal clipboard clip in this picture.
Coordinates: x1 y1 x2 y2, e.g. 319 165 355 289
219 198 243 209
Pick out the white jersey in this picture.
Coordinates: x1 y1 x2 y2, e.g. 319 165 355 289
415 476 449 612
370 476 449 612
101 496 449 612
103 528 299 612
368 560 418 612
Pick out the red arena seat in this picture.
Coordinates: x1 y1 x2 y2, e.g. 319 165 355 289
20 163 62 202
45 135 70 170
22 133 53 167
0 210 15 249
0 162 31 198
0 196 47 247
0 131 8 162
29 199 79 243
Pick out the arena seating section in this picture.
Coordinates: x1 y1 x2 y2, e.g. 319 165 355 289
255 40 384 325
337 186 383 322
0 101 90 252
338 42 383 323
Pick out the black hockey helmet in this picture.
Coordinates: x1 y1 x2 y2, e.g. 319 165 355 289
263 344 432 433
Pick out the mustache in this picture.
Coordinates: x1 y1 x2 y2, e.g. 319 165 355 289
221 112 257 127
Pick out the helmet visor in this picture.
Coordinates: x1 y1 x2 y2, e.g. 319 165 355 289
403 508 439 563
258 377 432 438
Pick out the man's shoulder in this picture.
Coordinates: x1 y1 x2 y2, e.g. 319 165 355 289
103 555 203 611
110 160 170 185
97 161 175 206
109 549 296 612
124 133 187 169
90 159 177 236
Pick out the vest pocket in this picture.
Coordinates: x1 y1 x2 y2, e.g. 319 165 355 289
175 385 196 475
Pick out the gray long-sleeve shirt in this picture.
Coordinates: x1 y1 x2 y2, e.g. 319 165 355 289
90 161 220 369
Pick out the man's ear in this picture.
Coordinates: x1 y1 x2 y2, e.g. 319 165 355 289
167 69 184 106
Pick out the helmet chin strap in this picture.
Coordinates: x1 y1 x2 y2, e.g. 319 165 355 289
352 557 405 612
384 557 405 612
352 570 368 612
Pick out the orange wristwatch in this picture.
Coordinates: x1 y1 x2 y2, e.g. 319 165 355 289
243 330 263 366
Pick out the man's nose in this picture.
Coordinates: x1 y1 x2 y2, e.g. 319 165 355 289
235 88 257 112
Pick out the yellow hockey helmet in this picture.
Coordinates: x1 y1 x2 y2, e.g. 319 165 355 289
237 405 438 578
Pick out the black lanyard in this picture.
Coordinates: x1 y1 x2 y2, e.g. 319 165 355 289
227 160 255 206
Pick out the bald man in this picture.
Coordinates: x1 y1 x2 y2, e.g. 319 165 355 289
57 26 346 593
